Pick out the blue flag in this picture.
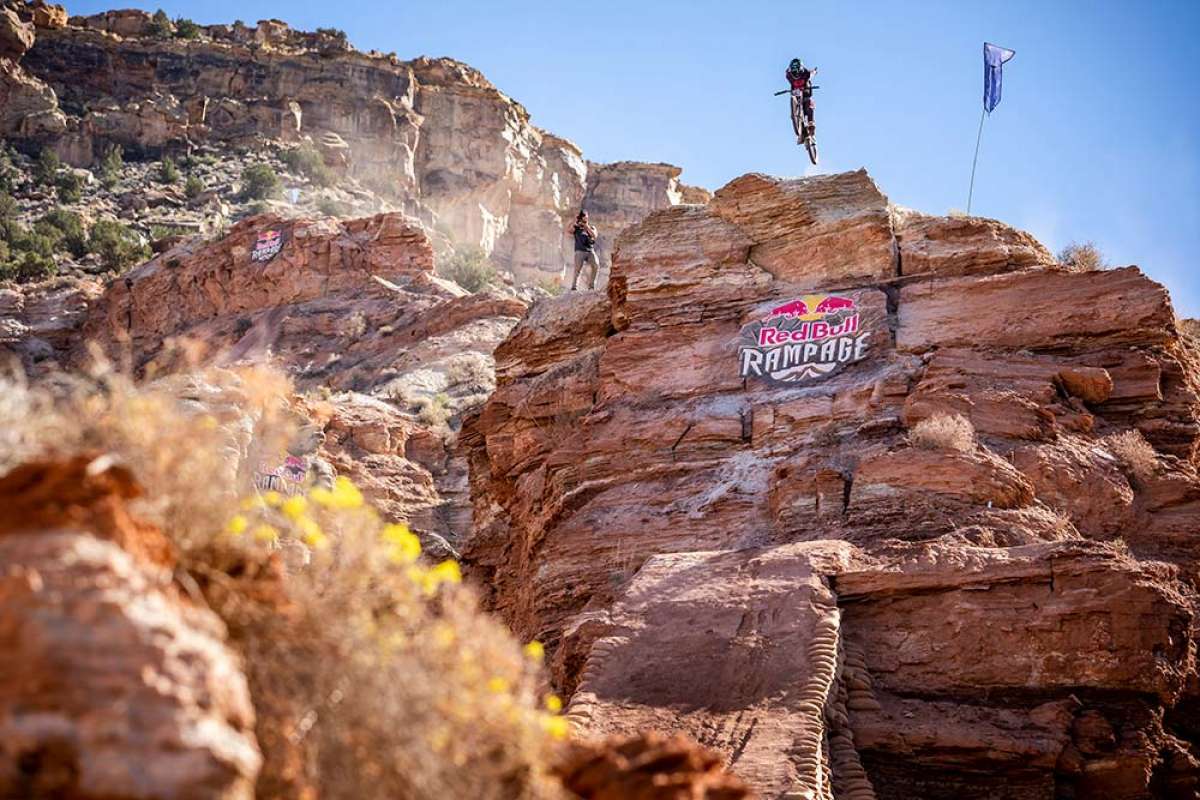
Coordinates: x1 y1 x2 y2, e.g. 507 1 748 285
983 42 1016 113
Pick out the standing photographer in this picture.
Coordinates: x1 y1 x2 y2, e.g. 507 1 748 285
568 210 600 291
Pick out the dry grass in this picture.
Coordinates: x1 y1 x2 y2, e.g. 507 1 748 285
0 362 568 800
1105 429 1158 485
909 413 976 452
446 352 495 391
0 359 293 560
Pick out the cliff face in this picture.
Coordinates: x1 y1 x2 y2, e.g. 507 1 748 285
463 170 1200 799
4 5 705 282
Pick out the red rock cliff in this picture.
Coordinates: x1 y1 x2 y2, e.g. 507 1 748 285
463 170 1200 799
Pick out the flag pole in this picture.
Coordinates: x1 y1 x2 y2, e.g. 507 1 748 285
966 107 986 215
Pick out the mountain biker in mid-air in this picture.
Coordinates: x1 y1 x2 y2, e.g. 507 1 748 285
781 58 819 164
785 58 816 142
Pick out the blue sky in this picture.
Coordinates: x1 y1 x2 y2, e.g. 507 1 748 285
74 0 1200 315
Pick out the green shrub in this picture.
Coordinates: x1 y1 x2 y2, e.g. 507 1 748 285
89 218 150 272
239 164 281 201
436 248 496 293
0 191 16 222
34 148 60 186
0 147 15 192
148 9 173 38
535 277 564 297
37 208 88 257
8 227 56 259
157 156 180 185
174 17 202 39
317 196 347 217
280 144 334 187
184 173 204 199
0 250 55 283
98 144 124 188
56 171 84 203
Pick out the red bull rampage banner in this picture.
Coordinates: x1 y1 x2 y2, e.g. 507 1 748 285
738 294 871 384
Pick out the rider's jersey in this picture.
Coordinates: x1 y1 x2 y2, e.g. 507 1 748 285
787 70 812 91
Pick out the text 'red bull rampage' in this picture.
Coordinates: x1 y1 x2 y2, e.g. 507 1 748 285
738 294 871 384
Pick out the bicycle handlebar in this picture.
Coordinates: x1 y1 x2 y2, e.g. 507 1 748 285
773 86 820 95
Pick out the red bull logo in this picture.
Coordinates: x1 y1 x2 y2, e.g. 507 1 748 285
251 229 285 263
738 293 871 384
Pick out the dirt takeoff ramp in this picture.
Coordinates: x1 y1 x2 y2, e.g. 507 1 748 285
564 541 869 800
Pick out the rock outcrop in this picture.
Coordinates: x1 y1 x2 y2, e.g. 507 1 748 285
0 455 260 798
464 169 1200 798
1 210 529 549
5 9 704 283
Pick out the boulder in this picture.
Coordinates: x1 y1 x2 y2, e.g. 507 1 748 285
0 456 261 799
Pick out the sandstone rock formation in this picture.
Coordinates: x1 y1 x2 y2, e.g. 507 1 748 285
67 211 529 548
464 169 1200 798
0 455 260 798
0 209 529 549
5 8 704 283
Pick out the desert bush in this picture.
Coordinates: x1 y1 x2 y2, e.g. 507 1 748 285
184 173 204 199
416 392 453 428
37 208 88 257
157 156 180 185
1057 241 1107 272
240 163 282 201
317 196 347 217
1105 429 1157 484
536 277 565 297
445 353 494 390
315 27 348 43
437 248 496 293
1178 317 1200 345
56 171 84 203
0 249 55 283
89 218 150 272
174 17 202 39
98 144 124 188
0 192 17 227
0 146 16 192
34 147 60 186
280 144 334 187
148 9 173 37
0 365 568 800
909 413 975 452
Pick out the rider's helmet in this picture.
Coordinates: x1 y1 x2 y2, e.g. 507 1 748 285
788 58 805 77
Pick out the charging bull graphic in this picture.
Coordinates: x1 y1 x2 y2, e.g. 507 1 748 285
738 293 871 384
251 230 285 263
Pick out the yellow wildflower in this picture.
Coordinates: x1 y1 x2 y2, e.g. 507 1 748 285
430 559 462 584
225 515 249 536
239 496 266 511
263 490 283 507
298 517 329 550
329 476 364 509
523 640 545 662
540 714 569 740
544 694 563 713
280 495 308 520
487 676 510 694
309 486 334 506
382 523 421 564
252 524 279 543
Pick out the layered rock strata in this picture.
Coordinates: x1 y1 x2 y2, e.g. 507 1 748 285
463 169 1200 798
